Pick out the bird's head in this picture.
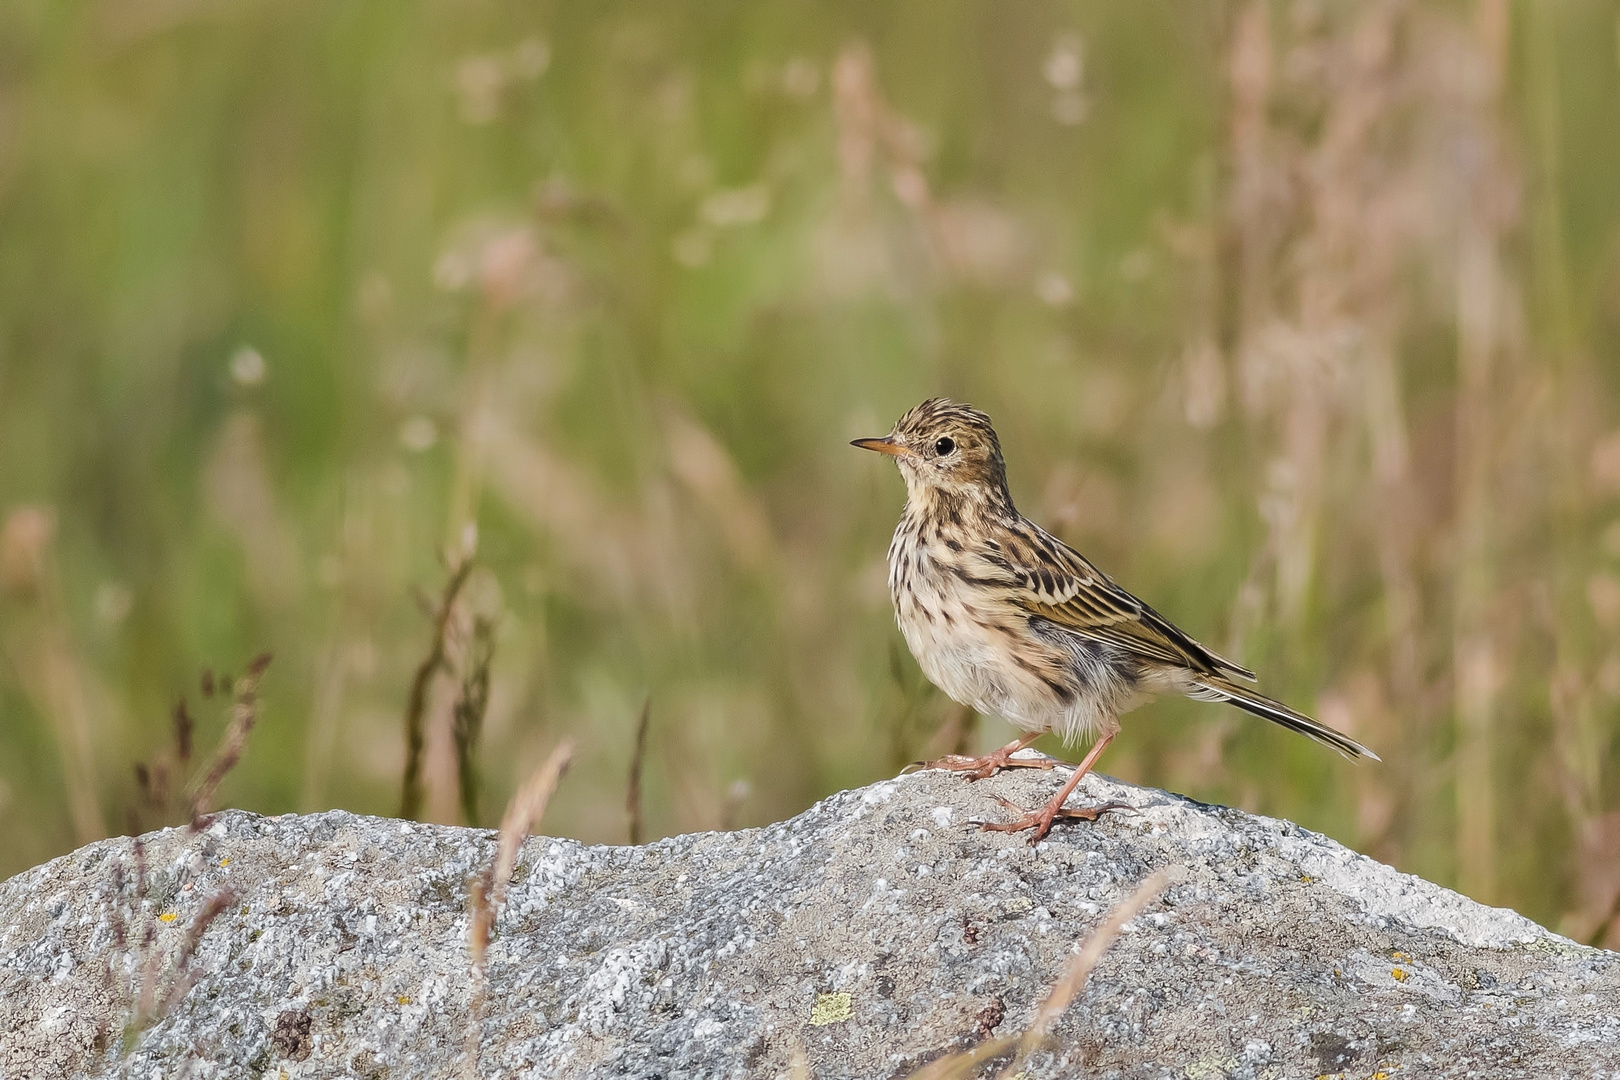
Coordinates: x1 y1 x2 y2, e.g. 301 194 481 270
852 398 1010 504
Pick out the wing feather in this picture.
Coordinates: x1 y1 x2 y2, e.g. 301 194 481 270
980 522 1256 681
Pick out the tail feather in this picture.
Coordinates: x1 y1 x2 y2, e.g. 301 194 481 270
1191 677 1380 762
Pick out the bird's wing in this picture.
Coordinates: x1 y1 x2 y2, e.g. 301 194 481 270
970 522 1256 681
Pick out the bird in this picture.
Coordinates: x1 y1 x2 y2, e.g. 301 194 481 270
853 397 1377 843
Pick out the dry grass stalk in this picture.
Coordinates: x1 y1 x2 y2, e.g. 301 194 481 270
997 869 1171 1077
468 738 575 965
128 665 263 834
131 835 159 1032
97 862 130 1052
903 1034 1021 1080
187 652 272 827
626 699 651 845
109 863 128 953
131 696 200 830
901 869 1171 1080
401 558 474 819
125 886 235 1049
155 888 235 1018
132 943 162 1043
451 615 496 826
114 823 236 1051
110 660 264 1049
464 738 575 1074
786 1038 814 1080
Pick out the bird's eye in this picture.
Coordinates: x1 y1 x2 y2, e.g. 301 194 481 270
934 437 956 456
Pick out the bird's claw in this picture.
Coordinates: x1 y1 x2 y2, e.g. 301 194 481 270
915 751 1059 782
976 795 1132 844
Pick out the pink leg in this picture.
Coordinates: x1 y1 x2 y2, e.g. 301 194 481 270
979 730 1125 844
915 731 1055 781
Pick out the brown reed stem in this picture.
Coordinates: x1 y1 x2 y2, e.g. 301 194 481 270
626 698 650 845
401 558 473 820
452 615 496 826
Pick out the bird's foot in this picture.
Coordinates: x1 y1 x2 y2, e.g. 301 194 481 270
909 745 1058 782
976 794 1131 845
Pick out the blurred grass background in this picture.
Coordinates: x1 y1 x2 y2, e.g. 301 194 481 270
2 0 1620 937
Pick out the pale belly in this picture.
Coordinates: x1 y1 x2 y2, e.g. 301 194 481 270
889 558 1153 743
899 608 1053 729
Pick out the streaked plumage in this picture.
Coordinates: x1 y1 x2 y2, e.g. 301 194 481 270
855 398 1376 839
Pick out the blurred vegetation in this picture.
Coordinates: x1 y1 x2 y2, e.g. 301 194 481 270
2 0 1620 937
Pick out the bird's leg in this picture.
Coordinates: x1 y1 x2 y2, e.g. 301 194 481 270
913 731 1054 781
979 731 1126 844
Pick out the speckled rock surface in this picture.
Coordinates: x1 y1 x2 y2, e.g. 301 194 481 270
2 764 1617 1079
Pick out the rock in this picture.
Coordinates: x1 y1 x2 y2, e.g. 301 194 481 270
2 763 1617 1079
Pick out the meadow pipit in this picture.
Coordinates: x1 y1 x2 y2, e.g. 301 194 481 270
855 398 1377 842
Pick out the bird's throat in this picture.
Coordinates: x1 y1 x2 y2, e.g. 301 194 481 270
902 481 1013 536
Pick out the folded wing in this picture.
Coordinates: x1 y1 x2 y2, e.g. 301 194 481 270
979 522 1256 682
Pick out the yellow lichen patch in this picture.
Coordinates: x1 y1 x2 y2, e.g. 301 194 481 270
220 858 231 867
1299 874 1315 884
1186 1056 1238 1079
810 991 851 1026
1391 950 1410 962
1372 1072 1391 1079
1390 968 1408 983
158 912 177 923
396 996 412 1005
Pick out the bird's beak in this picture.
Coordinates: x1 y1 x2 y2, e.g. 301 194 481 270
851 437 915 458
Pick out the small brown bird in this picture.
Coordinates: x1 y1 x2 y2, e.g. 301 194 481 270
854 398 1376 842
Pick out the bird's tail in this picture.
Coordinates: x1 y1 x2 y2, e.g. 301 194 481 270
1189 676 1380 762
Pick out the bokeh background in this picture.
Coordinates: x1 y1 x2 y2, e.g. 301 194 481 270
2 0 1619 937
